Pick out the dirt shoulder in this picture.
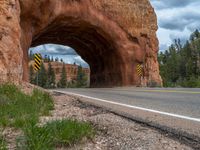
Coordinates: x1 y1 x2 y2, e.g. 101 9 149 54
40 92 193 150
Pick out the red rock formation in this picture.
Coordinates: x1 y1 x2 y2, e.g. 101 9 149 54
41 61 90 83
0 0 162 87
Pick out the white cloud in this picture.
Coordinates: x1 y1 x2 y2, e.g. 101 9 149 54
30 1 200 60
29 44 89 68
150 0 200 51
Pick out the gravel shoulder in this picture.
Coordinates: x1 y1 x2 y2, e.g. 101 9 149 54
40 92 193 150
1 88 195 150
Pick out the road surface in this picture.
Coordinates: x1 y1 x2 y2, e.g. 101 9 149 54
56 87 200 119
53 87 200 139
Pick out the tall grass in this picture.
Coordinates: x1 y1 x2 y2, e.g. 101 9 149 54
0 84 94 149
0 84 54 128
17 120 94 150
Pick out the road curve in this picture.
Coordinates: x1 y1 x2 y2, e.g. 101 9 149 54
56 87 200 118
53 87 200 140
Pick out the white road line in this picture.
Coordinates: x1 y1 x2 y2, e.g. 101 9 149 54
53 90 200 123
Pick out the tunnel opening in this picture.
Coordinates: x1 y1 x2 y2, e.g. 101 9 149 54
27 17 126 87
29 44 90 88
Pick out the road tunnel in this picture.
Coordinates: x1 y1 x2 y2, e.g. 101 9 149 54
0 0 162 87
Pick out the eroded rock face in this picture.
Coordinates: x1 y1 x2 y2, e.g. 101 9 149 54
0 0 162 87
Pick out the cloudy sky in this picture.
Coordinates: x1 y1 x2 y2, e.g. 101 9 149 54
30 0 200 65
150 0 200 51
29 44 89 68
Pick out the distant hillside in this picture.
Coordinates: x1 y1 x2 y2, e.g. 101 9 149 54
29 60 90 88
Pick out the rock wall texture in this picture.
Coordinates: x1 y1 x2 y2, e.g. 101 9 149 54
0 0 162 87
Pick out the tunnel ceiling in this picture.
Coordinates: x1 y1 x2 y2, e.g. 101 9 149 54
31 18 124 87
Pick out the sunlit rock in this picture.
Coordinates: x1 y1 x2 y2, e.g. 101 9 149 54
0 0 162 87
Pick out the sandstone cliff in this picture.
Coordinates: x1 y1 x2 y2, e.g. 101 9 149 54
0 0 162 87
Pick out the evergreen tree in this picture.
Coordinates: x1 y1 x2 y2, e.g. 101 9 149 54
174 39 182 52
37 63 47 88
158 29 200 87
47 62 56 88
47 55 51 62
76 66 87 87
44 55 48 62
194 29 200 39
55 57 58 62
51 56 54 62
190 29 199 41
168 45 179 83
58 63 67 88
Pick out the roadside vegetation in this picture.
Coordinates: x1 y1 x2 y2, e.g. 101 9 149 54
0 84 94 149
0 134 7 150
0 84 53 128
158 29 200 87
17 120 93 149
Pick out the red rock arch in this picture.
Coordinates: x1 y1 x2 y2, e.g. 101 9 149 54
0 0 162 87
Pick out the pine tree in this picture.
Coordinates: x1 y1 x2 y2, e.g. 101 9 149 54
58 63 67 88
37 63 47 88
47 55 51 62
77 66 87 87
194 29 199 39
51 56 54 62
158 29 200 87
190 29 200 41
174 39 182 52
47 62 56 88
44 55 48 62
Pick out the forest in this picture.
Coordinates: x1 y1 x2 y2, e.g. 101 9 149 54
158 29 200 87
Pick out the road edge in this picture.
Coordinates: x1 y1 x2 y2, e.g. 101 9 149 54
52 90 200 149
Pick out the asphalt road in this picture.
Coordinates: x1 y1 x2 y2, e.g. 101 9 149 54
57 87 200 119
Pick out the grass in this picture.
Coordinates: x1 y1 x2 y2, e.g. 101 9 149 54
0 84 94 149
0 134 7 150
17 120 94 150
0 84 54 128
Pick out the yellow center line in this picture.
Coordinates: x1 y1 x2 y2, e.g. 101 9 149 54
133 90 200 94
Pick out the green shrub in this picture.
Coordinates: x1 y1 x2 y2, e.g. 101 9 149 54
17 120 94 150
179 77 200 88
